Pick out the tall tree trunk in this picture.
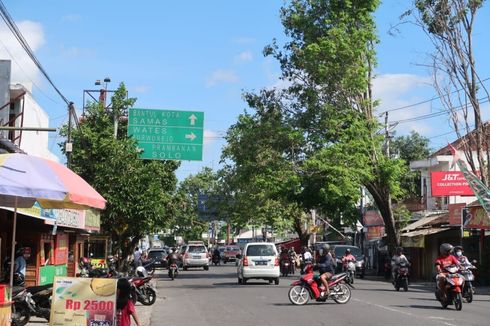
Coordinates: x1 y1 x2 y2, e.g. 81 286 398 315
365 181 399 254
293 216 310 247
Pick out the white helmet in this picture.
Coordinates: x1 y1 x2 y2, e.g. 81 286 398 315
136 266 148 277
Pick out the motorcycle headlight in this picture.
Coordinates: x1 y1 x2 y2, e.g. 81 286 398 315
356 261 363 268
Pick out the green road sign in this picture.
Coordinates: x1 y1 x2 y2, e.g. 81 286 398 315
128 108 204 161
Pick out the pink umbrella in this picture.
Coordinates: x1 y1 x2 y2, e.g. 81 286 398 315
0 153 106 291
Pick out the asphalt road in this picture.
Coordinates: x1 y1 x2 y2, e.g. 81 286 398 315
151 264 490 326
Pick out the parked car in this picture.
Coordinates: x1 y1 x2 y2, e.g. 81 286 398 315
181 242 209 271
223 245 241 264
147 248 168 269
332 244 365 278
237 242 280 285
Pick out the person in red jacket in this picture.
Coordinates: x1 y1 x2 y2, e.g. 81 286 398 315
435 243 460 300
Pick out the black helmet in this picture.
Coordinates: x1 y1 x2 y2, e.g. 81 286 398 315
396 247 403 254
454 245 463 252
345 249 351 254
439 243 453 255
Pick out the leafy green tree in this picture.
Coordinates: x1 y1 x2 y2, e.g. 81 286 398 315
262 0 408 250
173 167 222 242
60 83 179 262
391 131 431 198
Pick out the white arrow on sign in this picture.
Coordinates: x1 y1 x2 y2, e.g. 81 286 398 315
185 132 196 141
188 114 198 126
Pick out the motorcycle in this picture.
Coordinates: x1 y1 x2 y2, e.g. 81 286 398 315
393 261 409 292
129 276 157 306
280 258 291 277
288 264 352 305
11 282 52 326
168 263 178 280
435 265 464 311
343 260 356 285
212 254 220 266
460 264 476 303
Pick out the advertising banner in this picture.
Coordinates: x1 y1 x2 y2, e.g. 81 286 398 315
363 210 384 227
431 171 474 196
366 226 385 240
465 206 490 230
39 265 67 286
448 203 466 226
50 277 117 326
55 233 69 265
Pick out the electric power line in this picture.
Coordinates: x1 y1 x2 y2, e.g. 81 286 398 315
0 0 69 105
378 77 490 115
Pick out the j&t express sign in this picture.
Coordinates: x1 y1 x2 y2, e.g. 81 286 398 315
431 171 474 196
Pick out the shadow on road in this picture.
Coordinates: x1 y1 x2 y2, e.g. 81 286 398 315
392 304 445 310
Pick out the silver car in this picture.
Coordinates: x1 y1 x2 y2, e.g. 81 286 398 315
182 244 209 271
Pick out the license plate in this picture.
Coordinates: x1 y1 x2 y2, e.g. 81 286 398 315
193 256 201 259
256 261 267 266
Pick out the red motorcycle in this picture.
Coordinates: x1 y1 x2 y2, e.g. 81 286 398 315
436 265 464 311
288 264 352 305
129 276 157 306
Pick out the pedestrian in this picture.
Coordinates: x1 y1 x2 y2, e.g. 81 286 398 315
14 247 30 279
116 278 140 326
133 247 142 267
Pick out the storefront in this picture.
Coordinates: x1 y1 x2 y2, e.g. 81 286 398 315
0 204 103 286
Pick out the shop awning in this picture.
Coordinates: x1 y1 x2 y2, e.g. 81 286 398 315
402 213 448 232
401 227 449 248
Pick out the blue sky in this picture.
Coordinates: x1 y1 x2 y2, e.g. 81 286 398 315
2 0 490 180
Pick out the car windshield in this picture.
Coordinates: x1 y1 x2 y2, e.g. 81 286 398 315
148 251 166 258
246 245 275 256
226 246 239 252
334 246 363 259
188 246 206 254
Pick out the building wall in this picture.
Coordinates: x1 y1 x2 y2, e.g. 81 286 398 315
17 89 59 161
0 60 11 138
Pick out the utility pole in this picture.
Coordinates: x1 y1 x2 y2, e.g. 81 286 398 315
384 111 390 157
66 102 75 168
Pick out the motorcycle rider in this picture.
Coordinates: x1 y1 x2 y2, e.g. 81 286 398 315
391 247 409 282
435 243 460 301
342 249 356 267
453 246 472 267
317 244 337 297
166 248 179 265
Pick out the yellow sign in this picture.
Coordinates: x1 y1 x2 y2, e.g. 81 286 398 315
50 277 117 326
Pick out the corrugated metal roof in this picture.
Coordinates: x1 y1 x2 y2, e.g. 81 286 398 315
402 213 447 232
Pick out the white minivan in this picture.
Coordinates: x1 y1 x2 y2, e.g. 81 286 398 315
237 242 280 285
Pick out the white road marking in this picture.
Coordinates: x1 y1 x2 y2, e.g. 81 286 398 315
353 298 457 326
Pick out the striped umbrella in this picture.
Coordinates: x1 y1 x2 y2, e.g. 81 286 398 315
0 153 106 290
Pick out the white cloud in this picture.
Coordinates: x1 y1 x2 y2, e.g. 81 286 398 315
205 69 239 87
203 129 220 146
59 45 95 59
62 14 81 23
131 85 150 93
373 73 435 135
234 50 253 63
232 37 255 44
0 20 45 85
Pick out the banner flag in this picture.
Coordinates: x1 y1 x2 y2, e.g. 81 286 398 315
449 144 490 214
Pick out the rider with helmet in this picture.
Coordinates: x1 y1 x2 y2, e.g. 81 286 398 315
435 243 460 300
391 247 409 281
453 246 471 267
317 244 337 296
166 248 179 266
342 249 356 267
